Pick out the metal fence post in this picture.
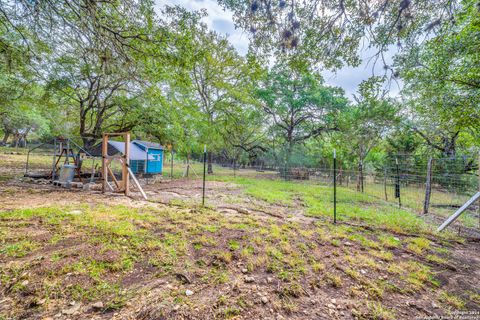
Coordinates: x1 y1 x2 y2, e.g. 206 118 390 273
333 149 337 224
202 144 207 206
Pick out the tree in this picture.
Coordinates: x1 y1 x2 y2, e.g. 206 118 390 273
217 0 461 70
257 63 347 171
188 25 259 173
336 77 399 191
395 0 480 156
1 0 173 148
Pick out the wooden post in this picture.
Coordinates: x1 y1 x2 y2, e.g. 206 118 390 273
423 157 433 214
102 132 131 197
102 134 108 193
124 132 130 196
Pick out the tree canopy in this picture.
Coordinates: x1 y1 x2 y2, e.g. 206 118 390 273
0 0 478 174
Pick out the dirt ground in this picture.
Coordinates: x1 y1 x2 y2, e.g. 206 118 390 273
0 175 479 320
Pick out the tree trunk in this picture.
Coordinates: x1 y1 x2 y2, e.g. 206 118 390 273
338 162 343 186
82 137 97 150
207 151 213 174
1 131 10 145
357 162 364 193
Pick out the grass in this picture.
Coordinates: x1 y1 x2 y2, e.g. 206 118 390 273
0 163 476 318
407 237 431 254
209 169 478 229
210 175 441 235
439 291 466 309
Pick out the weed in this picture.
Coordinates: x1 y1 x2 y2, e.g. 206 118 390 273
330 239 341 247
369 250 393 261
378 235 401 248
325 272 343 288
223 306 241 318
426 254 447 264
311 261 325 273
228 240 240 251
439 291 465 309
1 240 38 257
357 301 396 320
345 267 361 281
407 237 431 254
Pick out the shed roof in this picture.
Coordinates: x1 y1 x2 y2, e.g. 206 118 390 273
133 140 164 150
108 141 154 161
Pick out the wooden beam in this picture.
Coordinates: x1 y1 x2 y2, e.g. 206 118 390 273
107 166 120 188
104 155 125 160
102 134 108 193
127 167 147 200
106 181 114 191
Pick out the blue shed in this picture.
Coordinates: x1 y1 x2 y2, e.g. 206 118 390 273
132 140 164 174
105 140 164 175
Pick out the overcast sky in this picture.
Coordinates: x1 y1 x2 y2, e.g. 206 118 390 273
155 0 402 99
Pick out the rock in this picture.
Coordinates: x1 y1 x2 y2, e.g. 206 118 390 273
344 241 353 246
261 297 268 304
244 276 255 283
68 210 82 215
37 298 46 305
92 301 104 310
431 302 439 309
62 304 80 315
327 303 336 309
83 183 94 191
241 268 248 274
330 298 337 304
394 237 400 241
266 277 274 284
21 280 29 286
360 269 367 274
173 304 180 311
185 289 194 296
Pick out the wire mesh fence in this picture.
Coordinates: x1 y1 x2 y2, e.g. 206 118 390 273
1 144 479 236
161 151 480 235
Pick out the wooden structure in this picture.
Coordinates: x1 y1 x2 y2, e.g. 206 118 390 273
102 132 130 196
101 132 147 200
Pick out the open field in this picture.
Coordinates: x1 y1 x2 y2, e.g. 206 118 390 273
1 151 479 319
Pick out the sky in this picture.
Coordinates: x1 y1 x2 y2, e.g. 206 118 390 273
154 0 402 99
